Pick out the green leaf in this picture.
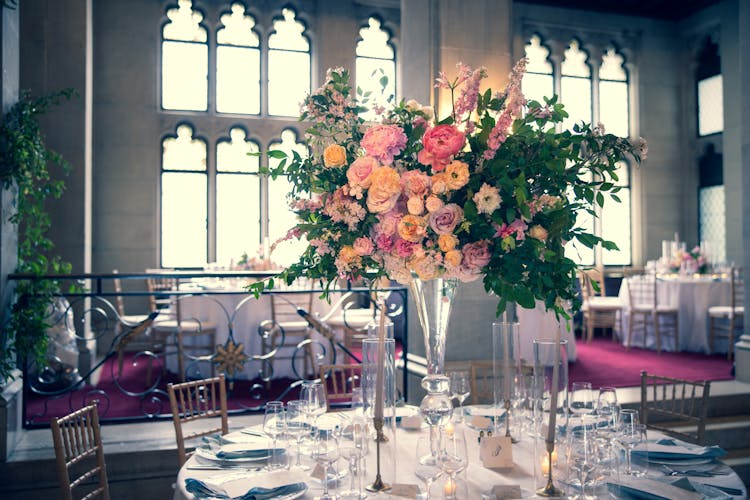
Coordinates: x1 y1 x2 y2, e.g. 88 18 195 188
267 150 288 159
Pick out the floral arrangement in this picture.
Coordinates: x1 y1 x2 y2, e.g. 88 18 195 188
249 59 646 317
670 246 708 274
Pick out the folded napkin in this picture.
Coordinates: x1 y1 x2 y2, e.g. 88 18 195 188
607 476 703 500
215 447 285 460
632 438 726 460
185 478 306 500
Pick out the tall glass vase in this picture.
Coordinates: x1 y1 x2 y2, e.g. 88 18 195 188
409 276 458 461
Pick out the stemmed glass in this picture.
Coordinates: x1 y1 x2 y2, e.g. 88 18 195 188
415 435 441 499
338 419 368 500
449 371 471 423
617 409 643 476
263 401 286 470
597 387 618 412
437 429 468 500
566 424 599 499
311 428 340 500
286 400 310 470
301 379 327 423
569 382 594 419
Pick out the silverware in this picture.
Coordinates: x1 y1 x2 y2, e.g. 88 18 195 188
240 429 265 437
660 464 729 477
187 465 262 471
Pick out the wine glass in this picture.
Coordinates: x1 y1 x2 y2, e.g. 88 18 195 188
616 409 643 476
566 425 600 499
449 370 471 423
286 399 310 470
569 382 594 419
311 428 340 500
437 428 468 500
596 387 618 413
415 435 441 499
301 379 327 422
338 419 368 500
263 401 286 470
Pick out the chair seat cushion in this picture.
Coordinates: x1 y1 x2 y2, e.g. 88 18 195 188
276 320 310 332
708 305 744 318
585 297 623 310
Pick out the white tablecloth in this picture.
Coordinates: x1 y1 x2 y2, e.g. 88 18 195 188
173 413 746 499
617 276 732 353
517 301 578 363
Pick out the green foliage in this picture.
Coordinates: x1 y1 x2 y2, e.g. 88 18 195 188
0 89 77 382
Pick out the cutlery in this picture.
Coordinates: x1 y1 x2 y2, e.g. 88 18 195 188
661 465 729 477
241 429 265 437
187 465 262 471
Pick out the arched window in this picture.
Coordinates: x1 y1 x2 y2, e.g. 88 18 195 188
161 0 208 111
268 8 311 117
216 3 260 114
161 124 208 267
560 39 592 131
356 16 396 121
523 35 553 105
696 37 722 137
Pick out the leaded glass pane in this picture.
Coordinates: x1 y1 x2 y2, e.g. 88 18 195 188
356 17 394 58
217 173 260 267
522 72 554 104
699 185 726 264
599 80 629 137
162 41 208 111
217 128 259 173
602 187 631 265
268 49 310 116
268 8 308 50
600 48 626 81
217 3 259 46
163 0 206 42
561 76 592 131
356 57 396 121
217 45 260 114
525 35 553 74
162 125 206 171
161 172 207 267
561 40 590 77
698 74 723 136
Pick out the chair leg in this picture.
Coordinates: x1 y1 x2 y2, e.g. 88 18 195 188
627 313 634 350
654 313 662 354
587 314 594 343
178 332 185 382
728 317 735 360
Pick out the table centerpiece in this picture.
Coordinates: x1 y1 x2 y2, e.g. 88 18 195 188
248 58 646 492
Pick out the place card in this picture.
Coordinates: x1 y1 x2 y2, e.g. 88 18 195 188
490 484 523 499
310 463 326 480
389 483 420 498
400 415 423 430
480 435 513 469
470 415 492 429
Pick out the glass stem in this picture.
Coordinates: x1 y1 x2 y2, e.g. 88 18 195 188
296 437 302 466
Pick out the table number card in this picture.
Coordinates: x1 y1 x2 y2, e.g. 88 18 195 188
480 435 513 468
470 415 493 430
310 463 326 480
491 484 523 499
389 483 420 498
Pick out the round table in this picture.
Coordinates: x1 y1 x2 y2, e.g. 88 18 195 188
173 412 746 499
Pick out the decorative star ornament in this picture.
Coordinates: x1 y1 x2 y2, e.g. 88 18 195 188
213 338 248 378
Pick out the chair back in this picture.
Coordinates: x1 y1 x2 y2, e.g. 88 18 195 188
145 269 178 313
51 404 110 500
580 266 607 298
167 374 228 466
319 363 362 409
112 269 126 317
270 279 316 326
730 267 745 312
628 273 657 309
640 370 711 445
469 360 494 405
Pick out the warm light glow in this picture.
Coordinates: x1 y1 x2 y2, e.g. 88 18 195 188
540 449 558 475
443 477 457 496
444 422 455 436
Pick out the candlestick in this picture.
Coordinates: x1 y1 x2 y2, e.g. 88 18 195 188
503 328 511 401
546 326 561 444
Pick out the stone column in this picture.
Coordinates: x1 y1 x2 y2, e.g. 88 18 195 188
0 1 21 462
733 0 750 381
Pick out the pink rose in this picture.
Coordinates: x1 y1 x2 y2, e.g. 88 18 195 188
361 124 408 165
429 203 464 235
418 124 465 171
376 210 401 236
375 232 395 252
462 240 492 270
394 239 417 258
347 156 378 189
400 170 431 198
353 237 374 256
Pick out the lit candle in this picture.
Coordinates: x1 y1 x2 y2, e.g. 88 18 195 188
546 327 561 445
443 478 456 496
374 306 386 420
541 454 550 475
444 421 455 436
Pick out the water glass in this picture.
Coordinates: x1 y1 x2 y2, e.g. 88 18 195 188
437 428 468 500
286 400 311 470
338 419 368 500
263 401 287 470
449 370 471 422
415 435 441 499
301 379 327 422
617 409 642 476
596 387 618 412
566 424 600 499
312 428 340 500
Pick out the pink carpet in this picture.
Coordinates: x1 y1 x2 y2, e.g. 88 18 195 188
569 337 735 388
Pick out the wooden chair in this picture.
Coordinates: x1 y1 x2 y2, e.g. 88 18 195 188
148 272 217 381
167 374 228 466
640 371 711 445
320 291 378 350
708 266 744 359
578 267 624 343
626 273 678 353
51 404 110 500
468 360 494 405
319 363 362 409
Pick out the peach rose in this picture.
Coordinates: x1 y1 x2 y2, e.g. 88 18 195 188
407 196 424 215
400 170 431 198
353 237 374 256
410 254 440 280
425 195 444 213
445 160 470 190
438 233 459 252
528 225 549 241
398 214 427 243
431 173 448 194
444 249 463 267
366 166 401 213
323 144 347 167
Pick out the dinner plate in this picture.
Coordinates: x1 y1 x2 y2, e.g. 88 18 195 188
194 445 273 463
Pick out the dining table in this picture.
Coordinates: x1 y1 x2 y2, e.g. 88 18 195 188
617 274 732 353
173 409 746 499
